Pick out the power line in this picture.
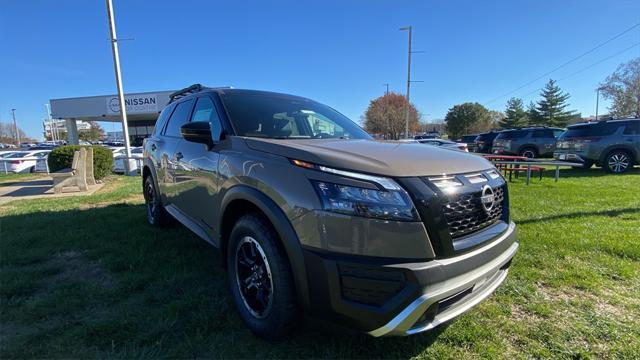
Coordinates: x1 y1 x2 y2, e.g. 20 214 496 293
518 42 640 99
484 22 640 105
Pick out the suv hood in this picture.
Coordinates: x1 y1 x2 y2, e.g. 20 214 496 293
244 138 494 177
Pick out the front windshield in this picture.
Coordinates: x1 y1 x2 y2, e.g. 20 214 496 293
220 92 371 140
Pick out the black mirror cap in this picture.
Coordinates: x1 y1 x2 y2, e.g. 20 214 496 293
181 121 214 147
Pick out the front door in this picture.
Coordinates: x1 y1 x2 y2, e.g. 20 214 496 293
172 95 224 238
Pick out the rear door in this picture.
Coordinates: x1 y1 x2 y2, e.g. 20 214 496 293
172 95 225 236
146 103 175 187
622 121 640 161
156 99 195 205
532 129 555 156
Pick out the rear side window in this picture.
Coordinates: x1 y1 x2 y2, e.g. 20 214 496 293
532 129 553 138
153 103 176 136
164 99 195 137
191 97 223 141
623 121 640 135
497 131 525 139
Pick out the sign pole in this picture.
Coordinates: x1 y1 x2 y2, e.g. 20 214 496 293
106 0 131 175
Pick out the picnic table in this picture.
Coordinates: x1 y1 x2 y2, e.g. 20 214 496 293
483 155 584 185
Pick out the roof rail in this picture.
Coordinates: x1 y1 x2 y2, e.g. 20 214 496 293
168 84 232 103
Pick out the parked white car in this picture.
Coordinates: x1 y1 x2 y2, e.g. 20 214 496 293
113 147 143 174
1 150 51 173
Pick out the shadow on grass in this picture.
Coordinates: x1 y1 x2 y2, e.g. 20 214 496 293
518 207 640 225
0 203 445 358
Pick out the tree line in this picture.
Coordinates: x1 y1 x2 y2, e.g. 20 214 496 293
362 57 639 139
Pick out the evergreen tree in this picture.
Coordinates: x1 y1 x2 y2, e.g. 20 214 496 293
527 101 540 125
535 79 577 127
499 97 527 129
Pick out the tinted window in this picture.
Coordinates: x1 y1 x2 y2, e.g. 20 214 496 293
532 129 553 138
153 103 176 136
623 121 639 135
192 97 223 141
476 132 498 141
497 130 525 139
164 99 195 137
220 92 371 139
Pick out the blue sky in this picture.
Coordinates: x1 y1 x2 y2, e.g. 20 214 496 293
1 0 639 139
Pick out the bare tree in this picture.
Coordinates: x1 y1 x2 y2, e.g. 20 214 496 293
599 57 640 118
363 92 420 140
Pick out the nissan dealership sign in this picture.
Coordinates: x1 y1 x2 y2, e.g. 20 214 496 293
106 94 159 115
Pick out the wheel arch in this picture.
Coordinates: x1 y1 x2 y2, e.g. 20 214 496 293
218 185 310 309
518 145 538 156
599 145 638 166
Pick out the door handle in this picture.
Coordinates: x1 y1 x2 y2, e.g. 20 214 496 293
175 152 184 161
151 144 157 151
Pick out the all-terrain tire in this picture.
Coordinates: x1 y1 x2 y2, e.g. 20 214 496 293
227 214 299 340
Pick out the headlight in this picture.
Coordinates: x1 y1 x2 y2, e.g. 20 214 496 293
311 181 418 221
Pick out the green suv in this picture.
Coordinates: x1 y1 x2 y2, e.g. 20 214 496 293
142 84 518 339
492 127 564 158
554 119 640 173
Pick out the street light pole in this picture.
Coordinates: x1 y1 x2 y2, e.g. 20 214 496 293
44 103 56 141
383 83 389 94
106 0 132 175
400 26 412 139
11 109 20 145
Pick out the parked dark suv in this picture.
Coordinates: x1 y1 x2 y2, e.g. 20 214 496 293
554 119 639 173
492 127 564 158
142 84 518 339
474 131 499 154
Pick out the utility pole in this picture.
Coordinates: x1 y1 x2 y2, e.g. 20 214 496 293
595 88 600 122
106 0 132 175
383 83 389 94
398 27 425 138
11 109 20 145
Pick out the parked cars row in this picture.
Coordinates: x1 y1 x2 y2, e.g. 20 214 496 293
457 118 639 173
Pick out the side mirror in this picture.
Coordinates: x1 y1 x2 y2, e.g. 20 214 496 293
180 121 214 147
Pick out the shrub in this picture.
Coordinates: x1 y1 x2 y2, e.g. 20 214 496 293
48 146 114 180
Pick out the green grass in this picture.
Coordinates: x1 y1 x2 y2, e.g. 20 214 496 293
1 169 639 359
0 173 44 185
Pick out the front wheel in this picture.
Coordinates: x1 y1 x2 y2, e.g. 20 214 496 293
519 148 537 159
227 214 299 340
604 150 632 174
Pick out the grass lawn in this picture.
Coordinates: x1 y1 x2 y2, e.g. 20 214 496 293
1 169 639 358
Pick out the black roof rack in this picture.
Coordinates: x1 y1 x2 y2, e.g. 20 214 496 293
168 83 232 103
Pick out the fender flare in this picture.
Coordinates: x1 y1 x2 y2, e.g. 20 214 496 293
218 185 310 309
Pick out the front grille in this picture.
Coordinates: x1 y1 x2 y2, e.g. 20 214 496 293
338 263 406 307
442 186 505 238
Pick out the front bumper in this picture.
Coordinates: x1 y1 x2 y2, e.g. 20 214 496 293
302 221 518 336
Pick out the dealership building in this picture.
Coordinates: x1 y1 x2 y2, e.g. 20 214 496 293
49 90 175 145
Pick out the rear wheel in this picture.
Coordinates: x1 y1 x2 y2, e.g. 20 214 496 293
604 150 632 174
143 176 171 226
519 147 537 159
227 214 299 340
